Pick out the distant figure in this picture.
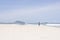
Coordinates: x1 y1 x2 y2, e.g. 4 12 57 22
38 22 40 26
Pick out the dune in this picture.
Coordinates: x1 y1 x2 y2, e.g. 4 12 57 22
0 24 60 40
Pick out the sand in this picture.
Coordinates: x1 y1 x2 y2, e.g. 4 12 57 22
0 24 60 40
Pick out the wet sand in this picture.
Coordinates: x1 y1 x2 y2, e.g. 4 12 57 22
0 24 60 40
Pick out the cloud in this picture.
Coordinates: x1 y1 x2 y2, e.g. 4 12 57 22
0 2 60 22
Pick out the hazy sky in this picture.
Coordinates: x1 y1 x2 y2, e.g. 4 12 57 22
0 0 60 23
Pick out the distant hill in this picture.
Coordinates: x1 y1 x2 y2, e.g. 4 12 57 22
0 21 25 25
14 21 25 25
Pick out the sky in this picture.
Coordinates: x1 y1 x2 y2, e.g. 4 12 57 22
0 0 60 23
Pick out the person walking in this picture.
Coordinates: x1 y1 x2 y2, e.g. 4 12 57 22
38 22 40 26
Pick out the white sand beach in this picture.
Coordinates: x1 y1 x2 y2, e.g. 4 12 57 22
0 24 60 40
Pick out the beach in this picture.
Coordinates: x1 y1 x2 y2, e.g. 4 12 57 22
0 24 60 40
